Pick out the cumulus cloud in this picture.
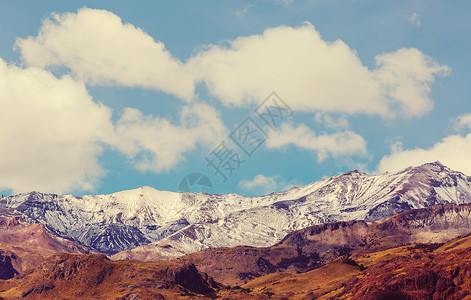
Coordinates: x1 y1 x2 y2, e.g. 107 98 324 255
16 12 448 117
3 8 453 193
454 114 471 131
0 59 113 194
113 103 227 172
238 174 299 195
373 48 449 117
265 123 368 161
16 7 194 100
0 57 227 193
239 174 279 194
315 113 350 130
0 6 234 194
187 23 449 117
378 117 471 176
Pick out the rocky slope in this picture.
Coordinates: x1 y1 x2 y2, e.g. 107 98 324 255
114 162 471 260
0 250 19 280
234 235 471 299
334 237 471 300
3 231 471 299
173 203 471 285
1 162 471 256
0 253 219 299
0 216 89 276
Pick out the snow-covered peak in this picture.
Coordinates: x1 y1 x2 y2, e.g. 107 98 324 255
1 162 471 256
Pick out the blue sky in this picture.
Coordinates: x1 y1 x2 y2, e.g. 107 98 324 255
0 1 470 196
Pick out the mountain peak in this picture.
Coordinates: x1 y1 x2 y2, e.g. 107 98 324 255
397 161 449 175
139 185 157 191
420 161 446 168
343 169 366 176
3 162 471 256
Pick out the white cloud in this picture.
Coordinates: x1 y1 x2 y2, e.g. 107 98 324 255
0 5 236 194
113 103 227 172
378 132 471 176
0 59 113 194
0 54 227 193
373 48 448 117
3 8 453 193
238 174 301 195
266 123 368 161
454 114 471 131
408 12 421 26
187 23 449 118
16 12 448 118
239 174 279 194
16 7 194 101
315 113 350 130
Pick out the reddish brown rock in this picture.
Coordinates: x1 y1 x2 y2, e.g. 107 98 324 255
0 216 90 273
0 253 219 299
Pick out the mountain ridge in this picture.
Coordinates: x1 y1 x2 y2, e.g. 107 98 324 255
1 161 471 257
169 202 471 285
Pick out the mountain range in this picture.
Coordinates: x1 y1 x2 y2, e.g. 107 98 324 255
1 161 471 298
1 161 471 259
3 202 471 298
0 215 89 279
175 202 471 285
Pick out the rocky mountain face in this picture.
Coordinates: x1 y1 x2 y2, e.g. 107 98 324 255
0 253 219 299
336 246 471 300
235 235 471 299
3 215 471 299
174 203 471 285
0 216 89 276
0 250 19 280
1 162 471 256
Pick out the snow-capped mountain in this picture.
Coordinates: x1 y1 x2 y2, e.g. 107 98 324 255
1 162 471 256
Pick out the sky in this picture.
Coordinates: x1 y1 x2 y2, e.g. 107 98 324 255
0 0 470 197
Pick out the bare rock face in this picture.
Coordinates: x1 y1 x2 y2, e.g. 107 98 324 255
1 205 471 298
2 162 471 257
0 253 219 299
232 235 471 299
337 246 471 299
174 203 471 285
0 216 89 274
0 250 19 280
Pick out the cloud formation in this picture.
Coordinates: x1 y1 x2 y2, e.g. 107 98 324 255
238 174 299 195
315 113 350 130
455 114 471 131
0 57 227 193
373 48 448 117
378 115 471 176
0 59 113 194
188 23 449 117
1 8 453 193
113 103 227 172
17 9 449 119
266 123 368 161
16 7 194 100
238 174 279 194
